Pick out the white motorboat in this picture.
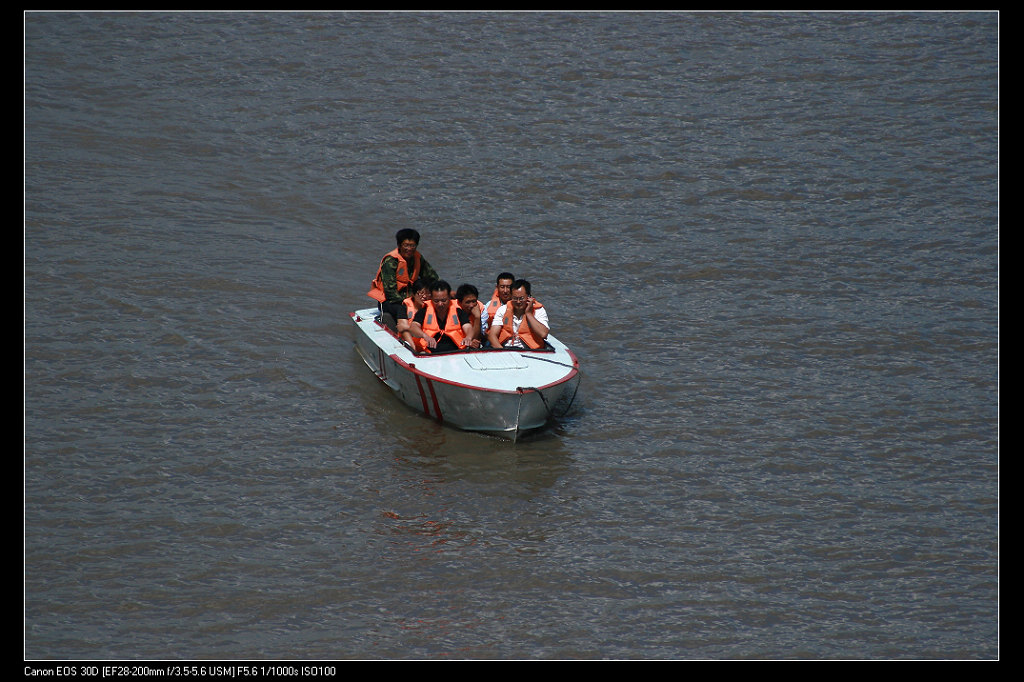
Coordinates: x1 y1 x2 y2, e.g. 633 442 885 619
350 307 580 439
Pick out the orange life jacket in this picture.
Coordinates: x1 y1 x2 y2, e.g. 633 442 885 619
367 248 422 303
419 300 467 351
484 290 504 328
402 296 428 352
485 290 542 327
495 303 545 349
402 296 421 319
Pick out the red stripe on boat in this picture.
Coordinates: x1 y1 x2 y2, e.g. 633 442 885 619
414 374 431 416
426 379 443 424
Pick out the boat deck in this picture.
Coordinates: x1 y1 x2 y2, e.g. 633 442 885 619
350 307 578 394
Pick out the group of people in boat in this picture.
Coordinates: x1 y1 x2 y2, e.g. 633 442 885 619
367 229 549 354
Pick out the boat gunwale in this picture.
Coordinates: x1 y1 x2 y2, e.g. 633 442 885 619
351 308 579 396
389 350 579 396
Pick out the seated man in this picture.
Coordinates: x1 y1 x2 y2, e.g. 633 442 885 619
486 279 549 350
483 272 515 330
367 228 440 331
455 283 487 349
397 278 432 352
408 280 474 354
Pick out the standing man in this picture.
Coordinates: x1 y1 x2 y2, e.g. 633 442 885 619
487 279 549 350
367 228 439 330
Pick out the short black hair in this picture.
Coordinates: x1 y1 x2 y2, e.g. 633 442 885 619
496 272 515 284
430 280 452 295
455 283 479 301
395 228 421 246
410 278 432 294
511 279 531 296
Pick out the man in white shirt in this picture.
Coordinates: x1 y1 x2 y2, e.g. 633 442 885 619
486 279 549 350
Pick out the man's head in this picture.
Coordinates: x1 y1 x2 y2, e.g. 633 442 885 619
395 228 421 261
410 278 432 304
430 280 453 314
509 279 532 315
456 283 480 313
495 272 515 304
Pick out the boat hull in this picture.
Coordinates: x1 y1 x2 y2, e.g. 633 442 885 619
350 308 579 437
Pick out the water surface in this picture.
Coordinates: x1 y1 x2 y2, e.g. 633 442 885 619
25 11 998 659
